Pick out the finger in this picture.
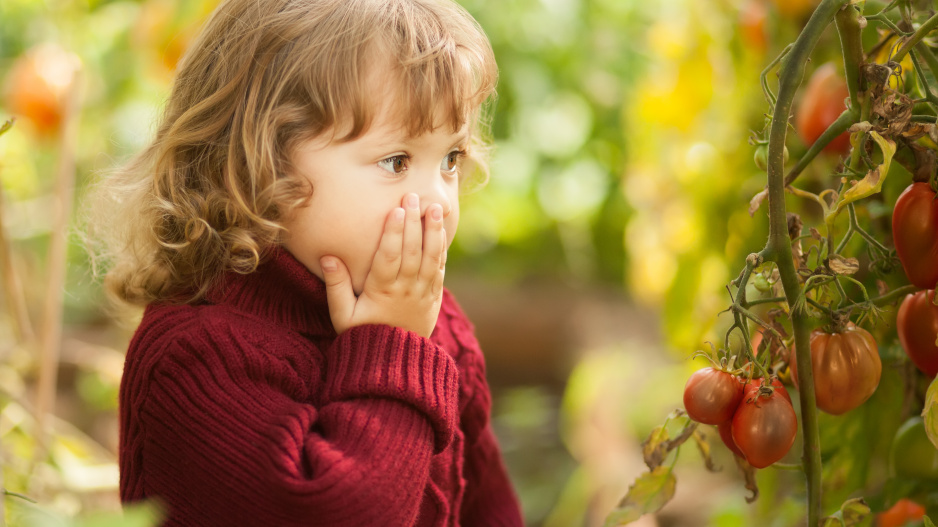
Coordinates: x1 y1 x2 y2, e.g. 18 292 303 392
370 207 405 284
419 203 445 282
399 193 422 278
320 256 355 334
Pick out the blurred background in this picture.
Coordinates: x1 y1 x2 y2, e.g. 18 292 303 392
0 0 885 525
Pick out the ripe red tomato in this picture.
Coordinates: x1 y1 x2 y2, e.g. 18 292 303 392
795 63 851 155
892 183 938 290
717 420 745 458
731 385 798 469
683 368 745 425
789 324 881 415
877 498 926 527
897 289 938 378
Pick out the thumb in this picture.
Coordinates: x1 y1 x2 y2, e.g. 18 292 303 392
320 256 355 333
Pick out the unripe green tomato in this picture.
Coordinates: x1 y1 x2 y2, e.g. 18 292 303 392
753 145 789 171
890 416 938 480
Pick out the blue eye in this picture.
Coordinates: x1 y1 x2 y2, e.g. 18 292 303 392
441 149 466 173
378 155 408 174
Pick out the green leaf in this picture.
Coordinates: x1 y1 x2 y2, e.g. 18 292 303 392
924 375 938 449
924 516 936 527
826 131 896 221
602 466 677 527
820 498 870 527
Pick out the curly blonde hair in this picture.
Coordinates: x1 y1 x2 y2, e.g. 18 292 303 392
89 0 498 307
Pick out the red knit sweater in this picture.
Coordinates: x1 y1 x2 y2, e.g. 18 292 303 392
118 247 524 526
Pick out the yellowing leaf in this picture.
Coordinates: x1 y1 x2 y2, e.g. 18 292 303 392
603 466 677 527
641 426 670 470
820 498 870 527
923 376 938 450
827 131 896 221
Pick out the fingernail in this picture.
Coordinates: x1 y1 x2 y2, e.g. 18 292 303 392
320 257 336 272
393 208 405 222
407 193 419 209
431 205 443 221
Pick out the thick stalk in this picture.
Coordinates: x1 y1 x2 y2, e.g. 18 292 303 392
766 0 851 523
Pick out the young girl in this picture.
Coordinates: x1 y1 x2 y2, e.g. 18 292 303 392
95 0 524 524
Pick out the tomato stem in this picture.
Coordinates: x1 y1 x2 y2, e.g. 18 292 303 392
765 0 851 523
783 110 857 188
892 10 938 63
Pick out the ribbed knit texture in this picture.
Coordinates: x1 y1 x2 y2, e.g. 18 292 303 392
119 246 524 526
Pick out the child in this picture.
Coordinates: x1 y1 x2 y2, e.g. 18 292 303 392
94 0 524 524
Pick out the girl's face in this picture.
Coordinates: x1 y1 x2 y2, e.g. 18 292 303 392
282 110 467 295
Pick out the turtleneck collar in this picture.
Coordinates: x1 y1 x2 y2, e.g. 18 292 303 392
204 245 337 338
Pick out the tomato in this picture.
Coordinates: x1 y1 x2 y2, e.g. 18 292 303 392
892 183 938 290
795 63 851 155
877 498 926 527
897 290 938 378
744 377 792 404
753 144 789 171
789 324 881 415
890 417 938 480
1 44 79 137
731 384 798 469
717 420 745 458
683 368 745 425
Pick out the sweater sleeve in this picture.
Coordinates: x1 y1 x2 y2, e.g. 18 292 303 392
458 392 525 527
135 315 458 527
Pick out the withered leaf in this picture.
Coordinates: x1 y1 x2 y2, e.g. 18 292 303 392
749 189 768 217
734 455 759 504
828 254 860 276
692 429 720 473
641 426 670 470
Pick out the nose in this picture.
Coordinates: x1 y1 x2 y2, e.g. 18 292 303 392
416 178 453 218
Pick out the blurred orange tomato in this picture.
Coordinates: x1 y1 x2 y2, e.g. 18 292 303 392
739 0 768 53
796 62 851 155
771 0 818 18
2 44 80 137
877 498 926 527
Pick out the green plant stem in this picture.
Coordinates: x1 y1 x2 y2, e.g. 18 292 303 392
745 296 788 306
784 110 856 187
893 11 938 63
913 44 938 84
765 1 851 523
837 4 865 109
837 284 918 314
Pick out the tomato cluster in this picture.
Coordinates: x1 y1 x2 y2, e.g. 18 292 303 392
684 369 797 468
789 324 882 415
892 183 938 378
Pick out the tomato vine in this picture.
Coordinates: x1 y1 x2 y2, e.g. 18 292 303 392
606 0 938 525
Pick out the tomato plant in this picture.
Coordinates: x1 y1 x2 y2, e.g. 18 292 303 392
607 2 938 524
897 290 938 378
789 324 881 415
877 498 926 527
892 183 938 290
795 62 850 155
683 367 744 424
731 384 798 469
891 417 938 482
